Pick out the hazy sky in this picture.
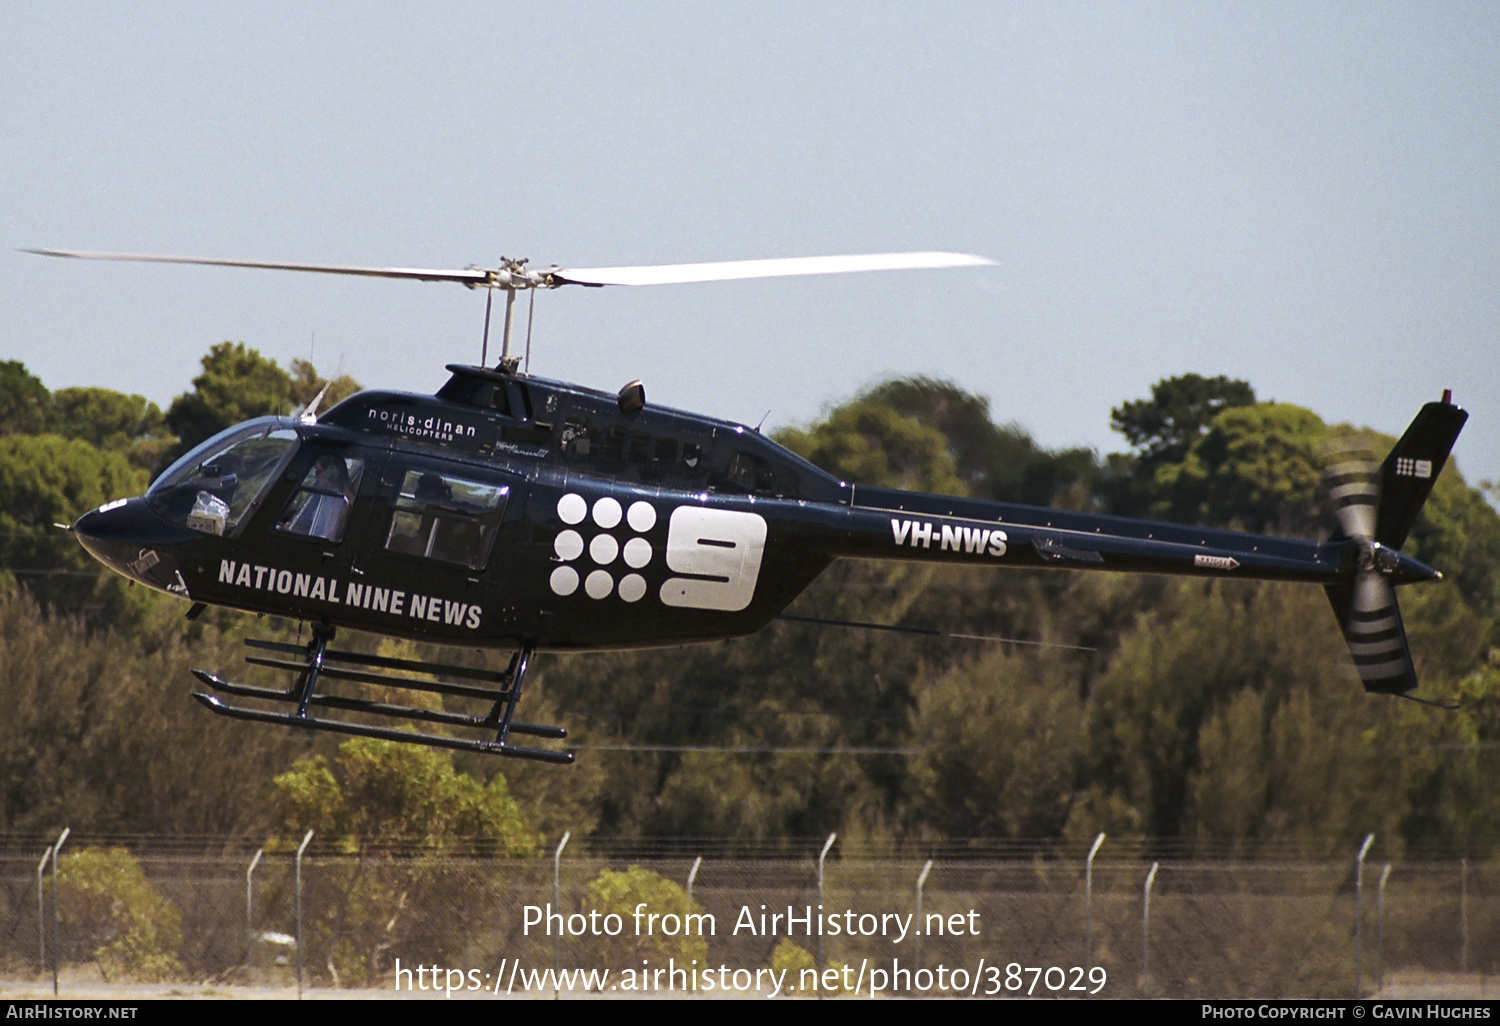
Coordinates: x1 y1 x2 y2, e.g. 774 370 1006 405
5 2 1497 490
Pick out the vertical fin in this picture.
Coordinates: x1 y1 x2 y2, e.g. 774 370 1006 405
1374 398 1467 549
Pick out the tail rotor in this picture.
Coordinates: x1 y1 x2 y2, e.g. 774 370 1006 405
1321 393 1467 695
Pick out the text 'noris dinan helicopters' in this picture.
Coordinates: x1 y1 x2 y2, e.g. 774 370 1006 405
30 247 1467 765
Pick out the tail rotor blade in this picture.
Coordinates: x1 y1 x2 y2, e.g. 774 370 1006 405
1327 571 1416 694
1321 439 1380 542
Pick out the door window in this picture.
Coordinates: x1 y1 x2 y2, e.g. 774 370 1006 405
276 455 366 543
384 470 508 569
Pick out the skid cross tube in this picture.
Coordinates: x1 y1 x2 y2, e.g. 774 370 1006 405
189 633 571 763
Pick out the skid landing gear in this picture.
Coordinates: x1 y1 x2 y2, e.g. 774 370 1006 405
190 628 573 763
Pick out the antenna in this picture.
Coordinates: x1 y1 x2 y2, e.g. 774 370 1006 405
481 286 494 366
525 289 537 374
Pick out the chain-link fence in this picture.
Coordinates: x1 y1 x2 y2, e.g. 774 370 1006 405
1 838 1493 998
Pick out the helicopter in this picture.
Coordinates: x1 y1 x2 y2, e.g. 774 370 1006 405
28 247 1468 765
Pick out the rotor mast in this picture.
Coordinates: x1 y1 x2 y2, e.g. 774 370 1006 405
472 258 555 371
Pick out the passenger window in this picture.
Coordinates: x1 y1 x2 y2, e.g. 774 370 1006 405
599 426 627 463
725 450 790 497
384 470 508 569
277 455 365 543
727 452 760 492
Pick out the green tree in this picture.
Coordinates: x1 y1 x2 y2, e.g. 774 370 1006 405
779 400 966 495
164 342 294 457
780 377 1101 507
289 358 362 411
276 737 538 855
1151 403 1329 533
0 592 315 836
862 378 1022 494
908 647 1083 839
1186 674 1411 854
57 847 184 982
1404 461 1500 627
51 387 171 471
0 433 150 617
274 737 538 986
1111 373 1257 465
1067 581 1343 842
0 361 51 435
863 377 1100 506
586 865 709 967
1107 374 1258 519
770 936 815 977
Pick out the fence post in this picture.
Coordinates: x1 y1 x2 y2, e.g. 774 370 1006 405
1377 862 1391 993
50 827 69 996
1141 861 1159 992
553 831 570 998
35 844 52 974
1355 833 1374 998
295 829 313 999
915 859 934 975
245 847 264 971
1460 857 1469 974
817 833 836 998
687 855 702 903
1085 832 1104 968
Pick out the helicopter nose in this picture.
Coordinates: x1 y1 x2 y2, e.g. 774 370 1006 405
74 499 141 576
73 497 182 582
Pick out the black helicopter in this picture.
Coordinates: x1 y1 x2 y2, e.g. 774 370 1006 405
30 247 1468 765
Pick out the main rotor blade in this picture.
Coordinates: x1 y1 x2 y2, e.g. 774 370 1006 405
552 251 995 287
23 248 492 286
25 247 995 290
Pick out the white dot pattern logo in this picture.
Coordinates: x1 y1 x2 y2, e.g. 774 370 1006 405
623 537 652 569
590 534 619 565
627 501 656 532
554 530 584 561
549 565 579 596
585 569 613 599
557 493 587 525
550 493 655 603
618 574 647 603
592 496 622 529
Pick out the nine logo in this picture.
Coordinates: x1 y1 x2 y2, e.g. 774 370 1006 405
550 494 768 612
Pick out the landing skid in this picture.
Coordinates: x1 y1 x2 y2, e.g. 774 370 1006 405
190 629 573 764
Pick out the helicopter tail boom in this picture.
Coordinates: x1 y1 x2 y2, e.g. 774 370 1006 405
831 488 1353 584
822 394 1465 698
